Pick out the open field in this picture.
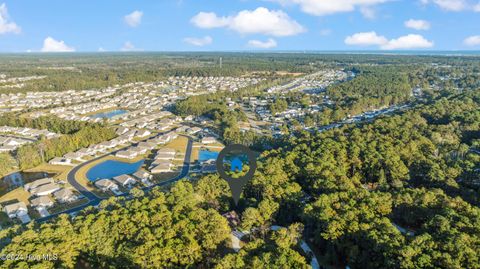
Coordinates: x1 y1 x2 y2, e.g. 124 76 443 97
0 187 31 205
26 163 72 182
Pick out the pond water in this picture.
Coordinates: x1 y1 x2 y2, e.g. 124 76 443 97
199 150 219 162
86 159 144 182
1 171 55 188
90 109 127 119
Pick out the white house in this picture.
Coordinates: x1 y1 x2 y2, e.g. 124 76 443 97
94 179 119 192
150 163 172 173
3 202 30 223
136 130 151 137
202 137 217 144
49 157 72 166
116 150 137 159
112 174 136 188
53 188 78 203
30 196 54 208
30 182 61 196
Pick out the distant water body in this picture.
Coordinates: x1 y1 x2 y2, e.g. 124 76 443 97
90 109 127 119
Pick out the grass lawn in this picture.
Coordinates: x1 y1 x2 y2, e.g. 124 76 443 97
26 163 72 181
49 198 90 214
164 136 188 153
0 187 31 205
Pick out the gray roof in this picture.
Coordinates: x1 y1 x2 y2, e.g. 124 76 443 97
53 188 74 200
30 196 53 207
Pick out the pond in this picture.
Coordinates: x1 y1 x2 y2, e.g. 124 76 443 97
1 171 55 188
90 109 127 119
86 159 144 182
199 150 219 162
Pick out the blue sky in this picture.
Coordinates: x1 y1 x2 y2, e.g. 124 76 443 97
0 0 479 52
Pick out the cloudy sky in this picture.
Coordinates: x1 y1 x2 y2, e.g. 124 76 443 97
0 0 479 52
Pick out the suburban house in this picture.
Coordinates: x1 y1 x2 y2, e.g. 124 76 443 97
132 170 153 186
24 177 61 196
94 179 119 192
30 196 54 208
3 202 30 223
63 152 84 162
137 141 156 150
116 126 129 135
202 137 217 144
53 188 78 203
49 157 72 166
112 174 136 188
130 146 147 155
136 129 151 137
116 149 137 159
30 182 61 196
151 163 172 173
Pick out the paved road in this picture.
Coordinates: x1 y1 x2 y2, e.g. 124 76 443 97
37 134 193 223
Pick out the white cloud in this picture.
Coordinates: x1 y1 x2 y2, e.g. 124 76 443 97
121 41 136 51
344 31 388 46
191 7 305 37
360 6 376 19
268 0 389 16
345 32 434 50
124 10 143 27
464 35 480 46
183 36 213 46
474 2 480 11
247 38 278 48
190 12 229 28
404 19 431 30
320 29 332 36
41 37 75 52
381 34 434 50
98 47 106 52
421 0 468 11
0 3 21 34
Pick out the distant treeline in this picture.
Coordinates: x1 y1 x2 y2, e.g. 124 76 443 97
0 115 116 174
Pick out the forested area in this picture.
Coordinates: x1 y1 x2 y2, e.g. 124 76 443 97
327 66 413 115
0 179 308 269
0 116 116 174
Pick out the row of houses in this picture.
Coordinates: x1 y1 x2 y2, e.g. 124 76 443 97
0 126 59 139
50 129 152 165
149 148 177 173
0 136 32 152
1 88 117 115
115 132 178 160
3 177 79 223
94 170 153 194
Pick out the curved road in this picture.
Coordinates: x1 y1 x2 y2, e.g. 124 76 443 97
37 134 193 223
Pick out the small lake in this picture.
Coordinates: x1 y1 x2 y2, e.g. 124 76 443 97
2 171 55 187
86 159 144 181
199 150 219 162
90 109 127 119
